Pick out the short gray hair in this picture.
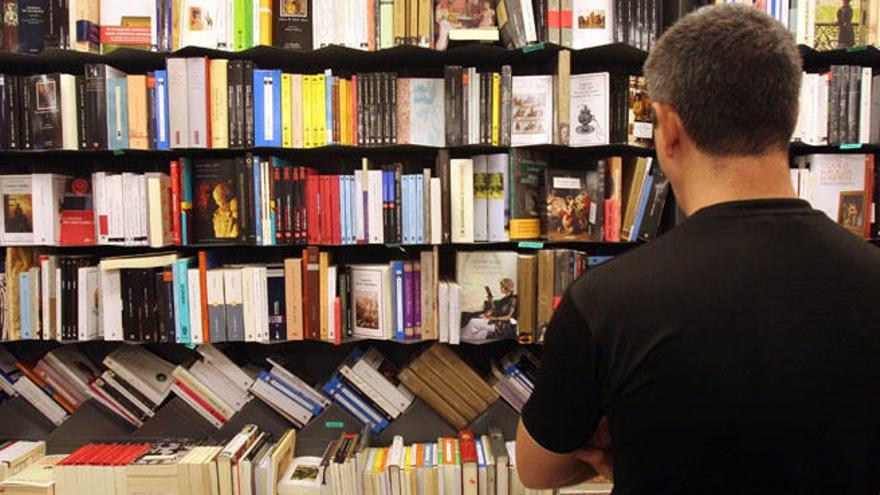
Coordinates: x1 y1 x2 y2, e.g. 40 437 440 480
643 4 802 156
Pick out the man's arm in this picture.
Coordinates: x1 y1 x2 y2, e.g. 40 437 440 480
515 293 606 488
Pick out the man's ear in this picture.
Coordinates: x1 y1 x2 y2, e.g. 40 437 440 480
652 102 682 161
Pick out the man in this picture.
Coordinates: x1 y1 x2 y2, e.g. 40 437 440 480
516 4 880 494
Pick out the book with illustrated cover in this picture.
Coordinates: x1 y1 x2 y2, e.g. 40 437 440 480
349 264 393 340
569 72 609 147
455 251 518 342
543 169 590 242
571 0 612 48
60 176 96 246
508 149 547 240
434 0 498 51
179 0 226 49
799 153 874 237
511 75 552 146
627 75 653 147
192 158 240 244
27 73 77 150
273 0 312 50
0 175 34 245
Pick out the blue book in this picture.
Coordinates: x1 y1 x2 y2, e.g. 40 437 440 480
343 176 352 245
105 66 129 150
415 176 424 244
350 176 359 244
180 157 193 245
261 371 323 416
382 171 391 242
407 175 415 244
19 272 31 340
253 156 263 245
253 70 282 147
401 175 409 244
630 174 655 242
154 70 170 149
173 258 196 343
391 261 405 339
588 255 615 267
325 71 333 144
323 375 388 433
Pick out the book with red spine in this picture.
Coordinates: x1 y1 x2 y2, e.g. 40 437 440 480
292 166 302 242
307 174 321 244
303 247 321 340
458 430 479 495
330 175 341 245
273 163 283 244
170 159 182 245
320 175 332 245
198 251 211 343
333 296 342 345
172 378 228 427
283 165 294 242
16 362 76 414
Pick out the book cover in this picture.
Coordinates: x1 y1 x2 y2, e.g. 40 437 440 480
804 153 873 237
27 74 62 150
508 149 547 240
510 75 552 146
486 153 508 242
105 65 129 150
193 159 239 244
0 175 33 245
407 78 445 147
273 0 312 50
254 69 282 147
473 155 488 242
569 72 609 147
59 176 95 246
186 57 209 149
544 169 590 241
179 0 225 48
17 0 46 54
99 0 156 52
267 266 286 341
571 0 611 48
434 0 498 50
627 75 653 147
455 251 518 342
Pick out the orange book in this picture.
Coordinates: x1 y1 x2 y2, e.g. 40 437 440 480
15 362 76 414
198 251 210 342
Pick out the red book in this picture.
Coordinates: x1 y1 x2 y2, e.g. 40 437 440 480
330 176 341 245
333 296 342 345
174 379 228 425
274 164 283 243
16 362 76 414
864 155 875 238
198 251 210 343
306 174 321 244
283 166 293 240
170 160 182 245
59 176 96 246
458 430 479 495
320 176 332 245
292 166 301 241
604 199 620 242
303 247 321 340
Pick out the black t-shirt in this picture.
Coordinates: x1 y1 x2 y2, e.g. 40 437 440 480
521 199 880 494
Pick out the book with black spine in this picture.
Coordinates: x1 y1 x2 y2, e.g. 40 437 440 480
243 60 255 148
274 0 313 50
81 63 108 150
445 66 462 146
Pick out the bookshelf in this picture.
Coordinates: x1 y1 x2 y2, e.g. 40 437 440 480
0 9 876 491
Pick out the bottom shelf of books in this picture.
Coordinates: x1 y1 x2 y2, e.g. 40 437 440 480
0 339 614 495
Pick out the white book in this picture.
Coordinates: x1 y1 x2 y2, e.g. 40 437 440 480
189 269 204 344
368 170 384 244
196 344 255 391
327 265 337 342
472 155 488 242
255 266 270 343
103 344 176 405
146 173 173 247
39 256 57 340
180 0 226 49
511 76 553 146
171 382 225 428
339 365 401 418
60 74 78 150
187 57 209 148
100 0 157 51
77 266 99 341
860 67 872 144
106 173 125 244
166 58 189 147
266 358 331 408
803 153 871 235
450 159 474 243
569 72 610 147
14 376 68 426
438 281 449 343
92 172 108 244
250 378 311 426
241 266 258 342
121 172 138 245
189 360 251 412
571 0 613 49
31 174 66 245
0 175 34 245
352 347 414 413
817 72 830 145
486 154 509 242
430 178 442 244
448 282 462 345
55 268 62 341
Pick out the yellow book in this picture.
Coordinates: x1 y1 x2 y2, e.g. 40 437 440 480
318 251 329 341
340 79 349 145
491 72 501 146
259 0 273 46
281 73 293 148
315 74 327 147
303 75 313 148
209 59 229 149
126 74 149 150
291 74 303 148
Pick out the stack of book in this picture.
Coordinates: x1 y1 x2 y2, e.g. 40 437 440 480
91 344 176 427
170 344 255 428
323 347 415 434
0 60 651 151
250 356 330 428
793 66 879 146
0 441 47 482
490 348 538 413
0 454 65 495
397 344 498 429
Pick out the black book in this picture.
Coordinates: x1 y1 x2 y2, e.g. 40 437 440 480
97 375 151 421
141 268 158 343
479 72 488 145
500 65 512 146
81 63 107 150
157 267 175 344
105 369 157 411
147 72 157 149
338 267 351 338
193 158 241 245
3 75 20 149
121 268 139 341
227 60 242 149
267 267 286 341
377 73 386 145
356 74 365 146
436 149 450 243
0 75 10 149
382 164 391 243
18 72 31 149
44 0 65 49
389 72 397 144
847 65 860 145
637 162 671 242
235 154 253 245
273 0 312 50
393 163 402 243
444 66 462 146
17 0 46 54
283 165 294 244
532 0 546 43
368 73 378 146
28 73 62 150
243 60 255 148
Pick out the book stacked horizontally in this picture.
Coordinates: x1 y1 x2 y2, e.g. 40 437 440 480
490 349 538 413
249 356 330 428
397 344 498 430
323 347 415 434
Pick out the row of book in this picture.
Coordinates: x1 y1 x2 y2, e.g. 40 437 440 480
0 433 613 495
0 153 669 248
793 66 880 146
0 0 665 56
0 56 653 151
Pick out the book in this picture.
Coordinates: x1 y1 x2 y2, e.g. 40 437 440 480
455 251 518 342
100 0 156 52
192 158 241 244
569 72 609 147
543 169 590 241
511 75 552 146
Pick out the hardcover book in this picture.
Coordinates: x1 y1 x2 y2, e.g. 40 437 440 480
543 169 590 241
192 159 241 244
455 251 518 342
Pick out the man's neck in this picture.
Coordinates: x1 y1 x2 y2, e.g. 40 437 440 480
677 151 797 216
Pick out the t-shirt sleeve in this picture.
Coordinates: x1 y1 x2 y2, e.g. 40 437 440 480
520 292 603 454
